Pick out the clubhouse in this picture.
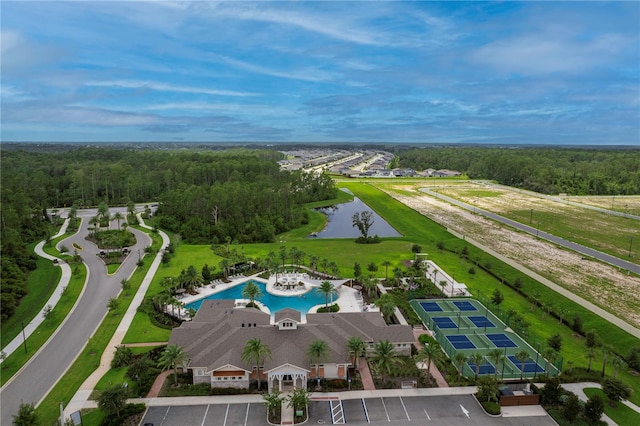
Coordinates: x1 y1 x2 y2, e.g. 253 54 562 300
168 299 415 392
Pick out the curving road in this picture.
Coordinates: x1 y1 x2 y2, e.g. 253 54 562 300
420 188 640 275
0 208 151 425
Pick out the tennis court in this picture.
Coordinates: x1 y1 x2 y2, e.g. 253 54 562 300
419 301 442 312
410 298 561 379
467 361 496 375
432 317 457 329
452 300 477 311
486 333 518 348
508 356 545 373
467 316 495 328
446 335 476 349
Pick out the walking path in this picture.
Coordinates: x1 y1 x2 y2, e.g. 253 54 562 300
1 219 73 360
64 214 170 418
358 356 376 390
412 329 449 387
560 382 617 426
447 228 640 338
146 370 171 398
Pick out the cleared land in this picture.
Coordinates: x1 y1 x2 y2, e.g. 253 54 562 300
567 195 640 216
371 181 640 329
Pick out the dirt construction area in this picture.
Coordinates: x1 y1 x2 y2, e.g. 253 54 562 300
377 182 640 330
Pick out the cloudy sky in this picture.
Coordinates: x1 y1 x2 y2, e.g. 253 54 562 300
1 1 638 144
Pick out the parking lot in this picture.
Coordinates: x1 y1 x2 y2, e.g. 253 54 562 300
140 394 556 426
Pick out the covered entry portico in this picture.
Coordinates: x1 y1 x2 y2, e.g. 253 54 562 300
267 364 309 392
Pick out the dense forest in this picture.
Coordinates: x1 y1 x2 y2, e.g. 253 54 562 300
398 147 640 195
0 147 336 319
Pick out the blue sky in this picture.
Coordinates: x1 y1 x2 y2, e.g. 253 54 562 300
1 1 638 144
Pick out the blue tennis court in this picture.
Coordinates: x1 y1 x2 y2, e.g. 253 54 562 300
419 301 442 312
446 335 476 349
508 356 545 373
467 361 496 375
452 301 477 311
467 316 495 328
432 317 457 329
486 333 518 348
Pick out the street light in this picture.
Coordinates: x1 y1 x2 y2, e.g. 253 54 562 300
21 321 28 353
629 235 634 258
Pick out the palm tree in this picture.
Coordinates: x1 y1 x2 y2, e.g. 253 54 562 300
319 258 329 276
158 344 190 386
180 265 203 291
88 215 99 237
515 350 530 380
470 352 485 380
242 281 263 307
416 343 441 375
610 355 627 379
307 339 329 382
374 293 396 322
317 281 335 309
487 349 504 379
242 338 272 390
542 347 558 377
112 211 124 230
373 340 397 382
309 255 319 277
219 258 231 280
392 267 403 287
454 353 467 378
97 201 110 223
381 260 392 283
586 347 597 372
439 280 448 295
346 336 366 370
362 275 377 298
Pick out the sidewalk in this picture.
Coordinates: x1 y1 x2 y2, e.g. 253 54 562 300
1 219 72 361
412 328 449 387
64 215 170 418
357 356 376 390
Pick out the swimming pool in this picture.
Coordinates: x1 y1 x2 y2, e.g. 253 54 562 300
185 281 330 314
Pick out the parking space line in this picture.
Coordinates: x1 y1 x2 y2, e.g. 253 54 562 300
380 398 390 422
161 406 170 425
223 404 230 426
399 397 410 421
244 403 250 426
361 398 370 423
201 405 210 426
423 409 431 421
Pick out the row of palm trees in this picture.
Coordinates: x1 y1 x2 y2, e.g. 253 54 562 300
238 335 400 390
446 347 559 381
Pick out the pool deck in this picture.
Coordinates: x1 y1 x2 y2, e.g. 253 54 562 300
168 271 377 322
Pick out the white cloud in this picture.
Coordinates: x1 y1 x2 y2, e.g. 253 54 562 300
84 80 258 97
210 54 335 82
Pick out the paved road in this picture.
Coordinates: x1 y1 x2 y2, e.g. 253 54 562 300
420 188 640 275
0 208 151 425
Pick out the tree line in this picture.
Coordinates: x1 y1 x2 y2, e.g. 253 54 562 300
0 147 336 322
397 147 640 195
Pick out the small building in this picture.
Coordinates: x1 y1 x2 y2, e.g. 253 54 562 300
169 299 415 392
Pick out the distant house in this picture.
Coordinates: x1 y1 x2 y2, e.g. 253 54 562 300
168 300 415 392
433 169 462 177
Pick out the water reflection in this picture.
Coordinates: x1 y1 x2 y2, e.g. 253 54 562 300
312 197 402 239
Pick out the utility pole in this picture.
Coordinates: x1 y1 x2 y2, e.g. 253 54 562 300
629 235 634 258
21 321 27 353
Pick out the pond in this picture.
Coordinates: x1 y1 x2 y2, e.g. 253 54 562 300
312 196 401 239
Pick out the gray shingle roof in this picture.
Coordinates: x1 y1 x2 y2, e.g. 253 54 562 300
169 300 415 373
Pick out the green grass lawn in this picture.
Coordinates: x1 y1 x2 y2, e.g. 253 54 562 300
1 249 61 347
121 311 171 344
583 387 640 425
106 263 120 275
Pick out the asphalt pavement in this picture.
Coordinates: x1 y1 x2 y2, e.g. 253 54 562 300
0 208 151 426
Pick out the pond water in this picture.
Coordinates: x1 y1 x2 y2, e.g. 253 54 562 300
313 196 401 239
